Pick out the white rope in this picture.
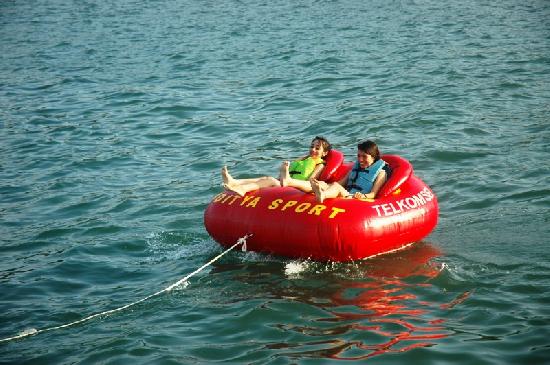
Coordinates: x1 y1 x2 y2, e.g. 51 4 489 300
0 235 250 344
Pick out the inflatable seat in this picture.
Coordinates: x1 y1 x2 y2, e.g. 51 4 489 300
377 155 413 197
315 153 413 197
318 149 344 181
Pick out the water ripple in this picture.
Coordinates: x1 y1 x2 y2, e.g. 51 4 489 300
1 0 549 363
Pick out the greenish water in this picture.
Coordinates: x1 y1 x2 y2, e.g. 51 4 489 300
1 0 549 363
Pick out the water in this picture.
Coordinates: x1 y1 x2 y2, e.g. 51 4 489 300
1 0 549 363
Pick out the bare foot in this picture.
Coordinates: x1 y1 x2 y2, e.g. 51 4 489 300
223 183 246 197
221 166 235 186
310 179 325 203
279 161 290 187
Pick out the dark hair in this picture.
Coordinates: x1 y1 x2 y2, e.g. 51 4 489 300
313 136 332 153
357 140 380 161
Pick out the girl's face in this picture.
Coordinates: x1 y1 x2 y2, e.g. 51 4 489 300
357 150 375 168
309 139 328 159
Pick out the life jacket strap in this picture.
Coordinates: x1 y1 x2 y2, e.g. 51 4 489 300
347 184 363 192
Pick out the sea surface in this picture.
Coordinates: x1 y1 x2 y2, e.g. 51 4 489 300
1 0 549 364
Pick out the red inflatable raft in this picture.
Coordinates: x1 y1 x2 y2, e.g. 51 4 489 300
204 151 438 262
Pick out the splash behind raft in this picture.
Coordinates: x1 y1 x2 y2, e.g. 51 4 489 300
204 152 438 262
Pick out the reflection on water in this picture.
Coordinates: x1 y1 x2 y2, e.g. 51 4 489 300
279 244 451 360
214 243 462 361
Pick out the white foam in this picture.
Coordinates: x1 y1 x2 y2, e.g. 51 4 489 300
19 328 38 336
284 260 308 277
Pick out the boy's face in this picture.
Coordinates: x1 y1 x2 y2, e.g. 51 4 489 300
357 150 374 168
309 140 328 159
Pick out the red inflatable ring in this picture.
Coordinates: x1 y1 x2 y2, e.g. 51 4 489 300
204 152 438 262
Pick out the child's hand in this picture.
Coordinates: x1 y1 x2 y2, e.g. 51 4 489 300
353 192 374 202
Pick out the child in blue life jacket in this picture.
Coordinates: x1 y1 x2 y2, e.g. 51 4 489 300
310 140 389 203
222 136 331 197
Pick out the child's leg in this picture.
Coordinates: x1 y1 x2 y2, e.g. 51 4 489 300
286 178 313 192
311 180 348 203
238 177 275 184
222 166 235 186
280 161 316 192
279 161 291 187
224 176 279 196
223 166 279 186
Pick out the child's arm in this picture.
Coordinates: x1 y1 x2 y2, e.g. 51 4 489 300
308 163 325 181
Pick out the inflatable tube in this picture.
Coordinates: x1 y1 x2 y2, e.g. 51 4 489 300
318 149 344 181
204 153 438 262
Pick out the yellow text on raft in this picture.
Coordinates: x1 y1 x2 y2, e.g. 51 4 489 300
212 193 346 219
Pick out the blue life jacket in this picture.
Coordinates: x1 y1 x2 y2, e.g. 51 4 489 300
347 159 386 194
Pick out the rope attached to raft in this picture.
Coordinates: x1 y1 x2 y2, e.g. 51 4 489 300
0 235 251 344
